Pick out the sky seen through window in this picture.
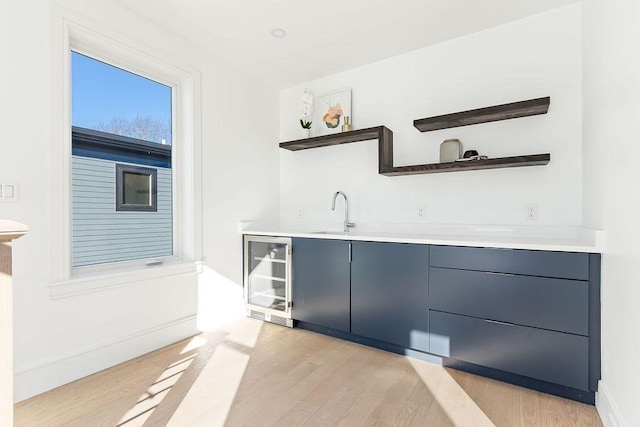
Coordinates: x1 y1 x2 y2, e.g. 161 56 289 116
71 51 172 145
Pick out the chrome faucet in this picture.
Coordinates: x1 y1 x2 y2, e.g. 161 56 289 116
331 191 355 233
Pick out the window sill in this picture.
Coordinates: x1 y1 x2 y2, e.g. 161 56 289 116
48 260 201 300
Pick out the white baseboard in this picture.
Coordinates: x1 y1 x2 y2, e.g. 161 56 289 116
14 314 198 402
596 380 628 427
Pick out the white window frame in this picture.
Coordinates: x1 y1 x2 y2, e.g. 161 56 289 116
49 19 202 291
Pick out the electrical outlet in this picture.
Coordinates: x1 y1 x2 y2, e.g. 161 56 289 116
525 203 538 221
417 206 426 219
297 208 304 218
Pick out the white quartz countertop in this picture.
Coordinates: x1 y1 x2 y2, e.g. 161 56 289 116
242 222 604 253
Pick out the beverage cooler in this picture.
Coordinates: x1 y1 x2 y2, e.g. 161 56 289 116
243 235 293 327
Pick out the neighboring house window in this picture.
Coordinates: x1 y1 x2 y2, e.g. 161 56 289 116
71 51 174 268
116 164 157 212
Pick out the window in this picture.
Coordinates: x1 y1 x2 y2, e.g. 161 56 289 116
116 164 157 212
47 22 201 286
71 51 174 268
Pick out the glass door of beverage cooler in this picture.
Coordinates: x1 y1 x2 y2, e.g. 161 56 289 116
244 235 292 317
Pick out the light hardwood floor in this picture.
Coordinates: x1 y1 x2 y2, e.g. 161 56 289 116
15 318 602 426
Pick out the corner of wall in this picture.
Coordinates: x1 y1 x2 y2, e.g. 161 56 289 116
597 381 629 427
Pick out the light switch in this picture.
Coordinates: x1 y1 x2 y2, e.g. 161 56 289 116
0 182 18 202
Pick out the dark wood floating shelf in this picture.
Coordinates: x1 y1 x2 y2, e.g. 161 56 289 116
380 154 550 176
413 96 551 132
280 126 550 176
280 96 551 177
279 126 391 151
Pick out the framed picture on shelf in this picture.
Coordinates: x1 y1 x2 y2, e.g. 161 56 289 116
317 89 351 135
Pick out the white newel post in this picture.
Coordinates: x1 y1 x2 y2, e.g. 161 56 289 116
0 220 28 426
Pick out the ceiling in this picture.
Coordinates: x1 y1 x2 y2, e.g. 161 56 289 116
116 0 578 88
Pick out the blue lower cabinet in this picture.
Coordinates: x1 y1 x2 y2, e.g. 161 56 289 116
291 238 351 332
351 242 429 352
289 237 600 403
429 310 589 391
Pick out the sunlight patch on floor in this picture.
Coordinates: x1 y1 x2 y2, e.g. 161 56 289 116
146 264 268 426
197 266 245 332
117 356 195 426
180 336 208 355
116 316 266 427
219 315 265 349
166 337 252 426
408 358 496 427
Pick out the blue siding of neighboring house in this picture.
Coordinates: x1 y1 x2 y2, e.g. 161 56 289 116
72 155 173 267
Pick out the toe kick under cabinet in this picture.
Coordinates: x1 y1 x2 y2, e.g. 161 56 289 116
428 245 600 403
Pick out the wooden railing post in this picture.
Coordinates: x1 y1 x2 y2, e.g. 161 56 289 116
0 220 28 426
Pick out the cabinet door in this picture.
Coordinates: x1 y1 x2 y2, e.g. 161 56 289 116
351 241 429 352
292 238 350 332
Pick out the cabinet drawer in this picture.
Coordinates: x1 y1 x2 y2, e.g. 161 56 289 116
429 310 589 390
430 245 589 280
430 268 589 335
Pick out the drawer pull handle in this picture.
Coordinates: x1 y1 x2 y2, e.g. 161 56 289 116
484 319 514 327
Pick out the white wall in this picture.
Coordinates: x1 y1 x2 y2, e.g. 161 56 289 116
279 4 582 228
201 59 280 283
583 0 640 426
2 0 279 400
